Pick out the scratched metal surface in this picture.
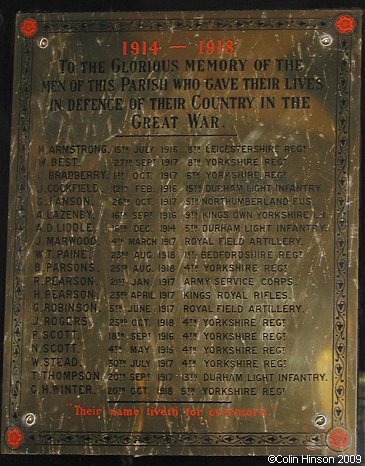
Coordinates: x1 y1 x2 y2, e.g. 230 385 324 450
1 10 361 455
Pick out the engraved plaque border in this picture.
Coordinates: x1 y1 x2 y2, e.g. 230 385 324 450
4 12 357 452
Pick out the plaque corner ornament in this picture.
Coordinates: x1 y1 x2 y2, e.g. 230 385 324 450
4 426 24 450
334 14 356 34
19 17 38 38
326 427 351 452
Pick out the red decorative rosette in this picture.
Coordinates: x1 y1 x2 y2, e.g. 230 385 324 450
335 14 356 34
20 17 38 38
327 427 351 451
5 426 24 449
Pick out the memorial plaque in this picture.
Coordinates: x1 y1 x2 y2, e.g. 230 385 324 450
1 10 361 456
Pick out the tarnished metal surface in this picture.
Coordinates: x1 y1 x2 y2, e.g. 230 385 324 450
1 10 361 455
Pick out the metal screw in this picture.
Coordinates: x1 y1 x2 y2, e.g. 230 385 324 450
38 37 48 49
23 413 36 427
320 34 333 47
314 413 327 428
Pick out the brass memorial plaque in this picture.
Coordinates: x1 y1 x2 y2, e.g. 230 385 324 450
1 10 361 456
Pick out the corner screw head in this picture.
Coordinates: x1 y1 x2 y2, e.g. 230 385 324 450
320 34 333 47
23 413 36 427
38 37 48 49
314 413 327 428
